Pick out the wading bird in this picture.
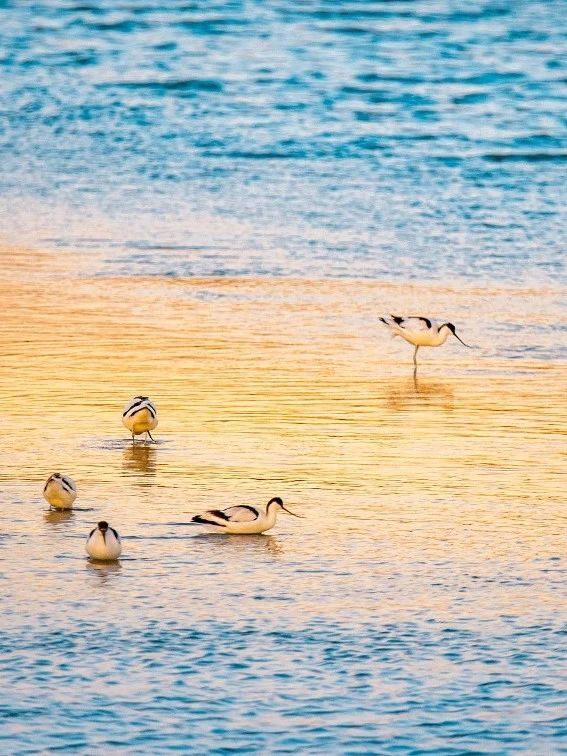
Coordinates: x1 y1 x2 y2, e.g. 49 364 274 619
191 496 302 534
379 315 472 365
122 396 158 443
86 521 122 561
43 473 77 510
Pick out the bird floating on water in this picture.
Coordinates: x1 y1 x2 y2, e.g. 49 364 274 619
43 473 77 510
122 396 158 443
191 496 303 534
86 521 122 561
379 315 472 365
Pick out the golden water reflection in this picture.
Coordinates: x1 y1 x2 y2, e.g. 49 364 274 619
122 443 158 478
43 509 75 526
0 245 565 623
385 373 455 412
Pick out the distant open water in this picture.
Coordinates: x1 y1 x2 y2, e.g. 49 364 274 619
0 0 566 282
1 3 567 754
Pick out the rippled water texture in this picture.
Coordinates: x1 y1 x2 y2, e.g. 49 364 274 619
0 246 566 752
1 0 567 752
0 0 566 281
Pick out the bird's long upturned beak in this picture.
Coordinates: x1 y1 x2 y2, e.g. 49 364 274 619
282 505 304 518
453 331 472 347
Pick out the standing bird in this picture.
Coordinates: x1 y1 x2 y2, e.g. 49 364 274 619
191 496 302 535
122 396 158 443
379 315 472 365
43 473 77 510
86 521 122 561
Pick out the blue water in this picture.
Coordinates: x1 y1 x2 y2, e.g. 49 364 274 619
1 2 567 753
0 0 566 282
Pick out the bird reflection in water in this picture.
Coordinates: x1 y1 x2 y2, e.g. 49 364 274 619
43 508 74 526
386 370 454 412
85 560 122 583
193 532 283 555
122 443 157 479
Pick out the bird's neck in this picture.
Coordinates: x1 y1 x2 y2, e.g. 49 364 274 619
436 326 451 345
264 504 279 525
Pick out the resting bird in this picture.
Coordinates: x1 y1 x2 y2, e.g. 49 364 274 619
43 473 77 510
379 315 471 365
122 396 158 443
86 521 122 561
191 496 302 534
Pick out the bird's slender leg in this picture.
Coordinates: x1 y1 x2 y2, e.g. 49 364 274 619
132 432 136 444
147 431 156 444
413 345 419 366
413 365 418 389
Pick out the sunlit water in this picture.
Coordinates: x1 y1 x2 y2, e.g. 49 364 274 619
1 0 566 751
0 246 566 752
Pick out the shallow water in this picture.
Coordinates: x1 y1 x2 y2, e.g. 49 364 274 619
0 0 566 283
1 0 566 750
0 247 566 752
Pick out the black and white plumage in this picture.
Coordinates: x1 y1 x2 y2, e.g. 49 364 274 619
191 497 302 534
379 315 472 365
43 473 77 510
122 395 158 442
86 521 122 561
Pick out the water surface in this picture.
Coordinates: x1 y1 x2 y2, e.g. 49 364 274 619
1 0 566 751
0 247 565 752
0 0 566 282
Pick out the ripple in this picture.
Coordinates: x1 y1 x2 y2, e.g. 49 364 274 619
0 0 564 284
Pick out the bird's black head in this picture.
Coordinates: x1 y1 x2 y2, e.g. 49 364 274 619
267 497 303 518
98 521 109 532
440 322 471 347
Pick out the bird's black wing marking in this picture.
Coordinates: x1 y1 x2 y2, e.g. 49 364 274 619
123 397 155 418
389 315 432 329
409 316 432 328
191 515 227 527
60 477 75 494
122 397 146 417
124 404 157 420
223 505 259 517
207 509 230 520
110 528 120 540
88 528 96 538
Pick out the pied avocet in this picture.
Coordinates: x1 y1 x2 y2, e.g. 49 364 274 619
122 396 158 443
379 315 472 365
86 521 122 561
43 473 77 510
191 496 302 534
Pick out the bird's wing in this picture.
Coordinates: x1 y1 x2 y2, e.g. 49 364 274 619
221 505 260 522
60 475 75 493
385 315 433 331
123 397 157 419
191 510 228 527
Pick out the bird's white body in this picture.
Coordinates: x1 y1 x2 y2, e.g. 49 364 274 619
43 473 77 510
122 396 158 441
191 497 301 534
86 522 122 561
379 315 471 364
